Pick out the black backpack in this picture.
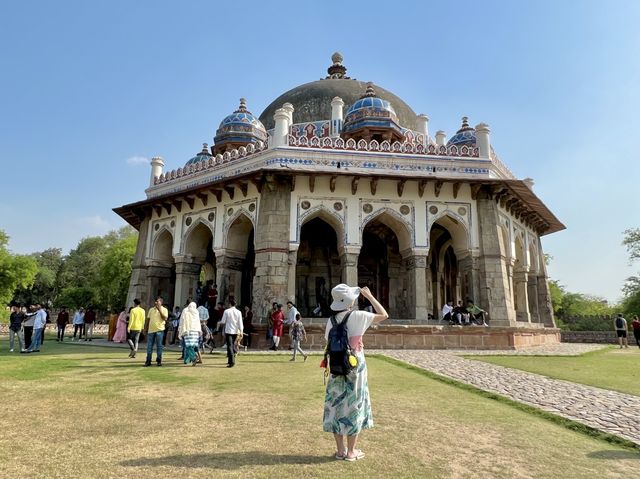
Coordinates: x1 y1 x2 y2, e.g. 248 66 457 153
616 317 624 329
325 312 354 376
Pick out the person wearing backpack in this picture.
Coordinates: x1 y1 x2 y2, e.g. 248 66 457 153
322 283 388 462
614 313 628 349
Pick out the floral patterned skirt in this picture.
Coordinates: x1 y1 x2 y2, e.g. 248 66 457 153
322 351 373 436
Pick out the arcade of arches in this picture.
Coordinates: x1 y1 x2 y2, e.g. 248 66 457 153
143 213 547 324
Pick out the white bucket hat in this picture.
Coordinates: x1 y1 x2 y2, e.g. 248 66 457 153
330 284 361 311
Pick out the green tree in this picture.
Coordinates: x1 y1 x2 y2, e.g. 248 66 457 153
622 229 640 317
0 230 38 319
13 248 64 306
97 228 137 311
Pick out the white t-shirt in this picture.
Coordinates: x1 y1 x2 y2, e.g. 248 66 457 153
324 310 375 353
220 307 243 335
441 304 453 318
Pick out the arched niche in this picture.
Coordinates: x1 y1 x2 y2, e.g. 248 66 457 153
361 208 413 252
183 220 214 261
430 212 470 257
152 228 174 265
298 205 345 248
296 216 341 317
223 212 255 307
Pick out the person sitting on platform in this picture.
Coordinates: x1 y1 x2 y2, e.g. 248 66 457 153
441 301 453 324
453 301 470 325
466 299 489 326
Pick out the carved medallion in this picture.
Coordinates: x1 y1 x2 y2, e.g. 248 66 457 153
227 208 234 216
363 203 373 213
170 220 175 228
208 212 215 222
458 207 467 216
154 223 159 231
333 202 343 211
400 205 410 215
248 203 255 212
429 206 438 214
301 200 311 210
185 217 192 226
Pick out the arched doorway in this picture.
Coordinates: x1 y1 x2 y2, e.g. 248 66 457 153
428 215 471 319
180 221 216 306
149 228 176 308
224 214 255 307
359 213 412 319
296 217 340 316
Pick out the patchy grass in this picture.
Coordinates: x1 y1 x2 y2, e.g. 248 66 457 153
0 340 639 478
469 346 640 396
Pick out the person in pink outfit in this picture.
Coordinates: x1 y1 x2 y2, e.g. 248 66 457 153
112 309 128 343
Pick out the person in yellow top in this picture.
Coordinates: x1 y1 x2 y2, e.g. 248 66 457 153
144 296 168 366
127 299 146 358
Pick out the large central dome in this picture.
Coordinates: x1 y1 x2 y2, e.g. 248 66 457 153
259 54 419 131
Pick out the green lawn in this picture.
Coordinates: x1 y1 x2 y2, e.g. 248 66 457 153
470 346 640 396
0 339 639 478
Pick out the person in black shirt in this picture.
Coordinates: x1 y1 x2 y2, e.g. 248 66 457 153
8 303 25 352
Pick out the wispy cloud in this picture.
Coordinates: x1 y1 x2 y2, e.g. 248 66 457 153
71 215 113 233
126 155 149 166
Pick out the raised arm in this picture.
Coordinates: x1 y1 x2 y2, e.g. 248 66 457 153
360 287 389 325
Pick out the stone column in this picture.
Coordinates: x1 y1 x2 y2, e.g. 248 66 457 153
252 174 292 321
146 264 174 308
214 249 230 304
513 270 531 323
173 258 201 308
403 250 429 321
536 240 556 327
287 246 298 302
475 192 517 326
527 275 540 323
126 217 150 308
339 245 361 287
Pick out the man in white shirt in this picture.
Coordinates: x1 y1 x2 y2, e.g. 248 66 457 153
25 303 47 353
197 304 209 352
441 301 453 324
285 301 299 349
218 299 243 368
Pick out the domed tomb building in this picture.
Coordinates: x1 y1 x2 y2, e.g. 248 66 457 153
114 54 564 345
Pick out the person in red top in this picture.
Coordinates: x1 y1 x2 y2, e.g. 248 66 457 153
84 306 96 341
270 303 284 351
631 315 640 349
56 307 69 342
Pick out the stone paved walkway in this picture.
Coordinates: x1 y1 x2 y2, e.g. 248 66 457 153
381 347 640 445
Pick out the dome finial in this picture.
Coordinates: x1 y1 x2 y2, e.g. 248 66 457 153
456 116 474 133
361 82 377 98
236 98 248 113
326 52 349 79
201 142 209 153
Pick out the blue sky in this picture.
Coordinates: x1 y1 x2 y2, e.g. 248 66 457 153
1 0 638 302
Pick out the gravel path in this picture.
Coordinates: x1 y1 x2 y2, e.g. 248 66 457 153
381 347 640 445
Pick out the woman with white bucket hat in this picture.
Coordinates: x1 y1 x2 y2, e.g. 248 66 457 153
322 283 388 461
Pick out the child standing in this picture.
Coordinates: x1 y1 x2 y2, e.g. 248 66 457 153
289 313 308 362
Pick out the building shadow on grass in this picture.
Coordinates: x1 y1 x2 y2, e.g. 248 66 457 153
120 452 333 469
587 450 640 460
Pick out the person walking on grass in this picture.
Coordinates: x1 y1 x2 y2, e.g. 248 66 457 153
218 299 243 368
8 303 25 352
72 307 84 341
56 307 69 342
179 302 202 366
614 313 629 349
289 313 308 362
323 284 388 462
144 296 168 367
632 315 640 349
25 303 47 353
270 303 284 351
127 299 145 358
83 306 96 341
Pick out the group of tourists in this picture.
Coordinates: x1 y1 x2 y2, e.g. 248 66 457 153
613 313 640 349
8 302 48 353
266 301 308 361
441 299 489 326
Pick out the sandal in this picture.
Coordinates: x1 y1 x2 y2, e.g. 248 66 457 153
335 450 347 460
343 449 365 462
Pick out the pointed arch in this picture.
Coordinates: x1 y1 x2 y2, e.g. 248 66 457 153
183 219 214 259
151 227 174 263
429 211 470 256
362 207 413 252
298 204 345 248
224 211 255 255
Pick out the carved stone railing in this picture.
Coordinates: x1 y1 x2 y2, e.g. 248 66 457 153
490 150 516 179
287 134 480 158
153 140 268 185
